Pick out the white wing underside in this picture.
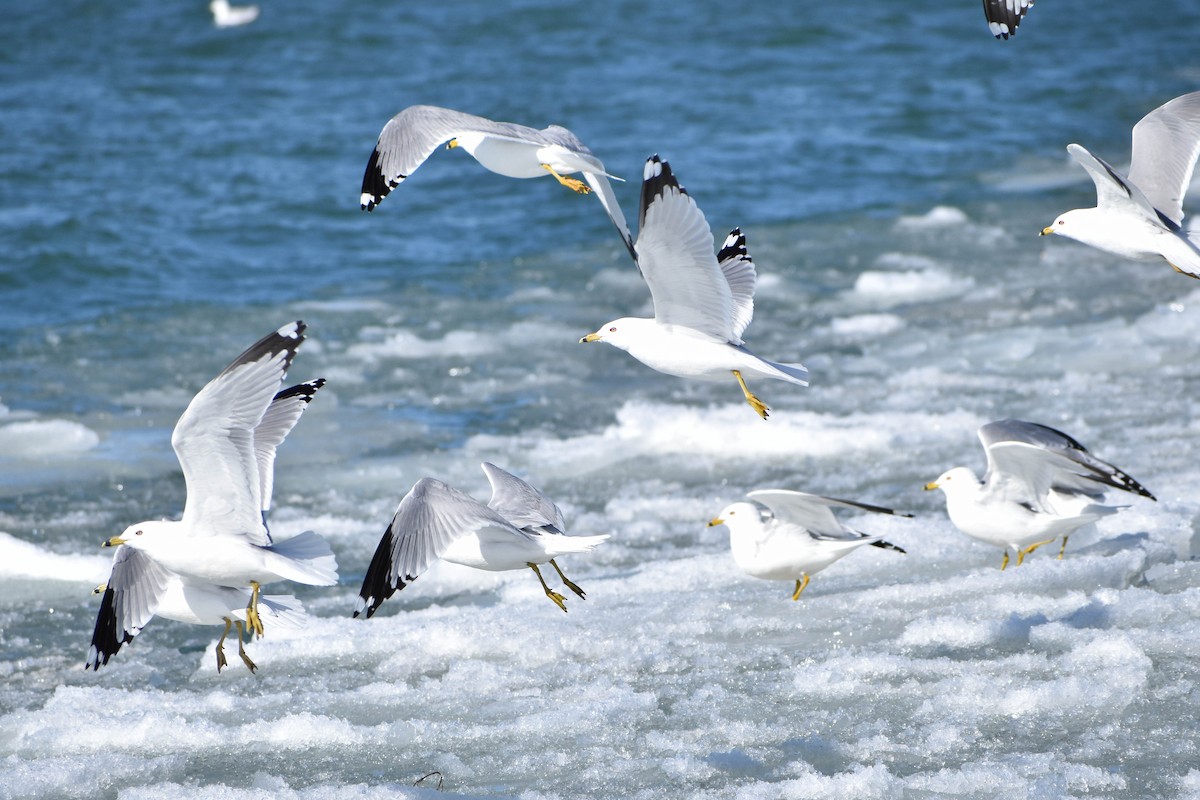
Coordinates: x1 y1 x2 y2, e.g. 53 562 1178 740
174 323 303 546
635 158 753 343
1128 91 1200 227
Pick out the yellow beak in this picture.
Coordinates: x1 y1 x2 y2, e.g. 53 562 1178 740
102 536 126 548
92 583 108 595
923 482 940 491
707 517 724 527
446 138 459 150
1039 226 1055 236
580 333 601 343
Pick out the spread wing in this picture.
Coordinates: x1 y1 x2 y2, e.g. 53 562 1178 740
255 378 325 529
175 321 305 546
1127 91 1200 227
981 0 1034 39
635 155 746 343
354 478 530 618
360 105 551 211
980 419 1154 502
481 461 565 533
1067 143 1167 226
85 547 173 670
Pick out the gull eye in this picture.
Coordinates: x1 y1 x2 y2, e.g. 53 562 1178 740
608 326 617 332
135 530 144 535
1057 219 1065 226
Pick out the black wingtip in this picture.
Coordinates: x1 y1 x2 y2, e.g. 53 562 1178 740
716 227 748 264
638 154 686 233
870 540 907 554
360 147 390 211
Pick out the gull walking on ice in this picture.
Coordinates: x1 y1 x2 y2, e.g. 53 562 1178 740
925 419 1154 569
708 490 908 600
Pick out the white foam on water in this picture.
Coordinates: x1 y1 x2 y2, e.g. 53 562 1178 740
0 419 99 458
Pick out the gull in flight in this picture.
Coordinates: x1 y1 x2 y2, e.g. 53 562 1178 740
355 462 607 617
1041 91 1200 279
982 0 1034 39
359 105 635 260
925 419 1155 569
708 490 908 600
87 570 306 674
86 377 324 672
580 155 809 419
89 321 337 667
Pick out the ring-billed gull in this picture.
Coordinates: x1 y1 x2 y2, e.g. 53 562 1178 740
97 322 337 642
86 375 325 672
708 490 908 600
359 105 634 260
1041 91 1200 278
580 156 809 419
87 567 305 673
355 463 607 617
982 0 1034 39
924 419 1155 569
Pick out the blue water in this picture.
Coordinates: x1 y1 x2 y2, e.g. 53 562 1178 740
4 1 1200 798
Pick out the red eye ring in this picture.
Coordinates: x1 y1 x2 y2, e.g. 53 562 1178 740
608 327 617 332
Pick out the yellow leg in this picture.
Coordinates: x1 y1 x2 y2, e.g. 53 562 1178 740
234 620 257 673
732 370 769 419
216 618 232 673
791 574 810 601
549 558 586 599
1016 538 1056 566
1000 550 1010 571
528 563 568 612
1057 535 1069 560
540 164 591 194
246 581 264 638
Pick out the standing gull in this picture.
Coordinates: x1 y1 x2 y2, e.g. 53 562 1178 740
355 463 607 618
708 490 908 600
925 419 1154 569
580 156 809 419
86 377 325 672
982 0 1034 39
90 322 337 661
1041 91 1200 278
359 105 635 261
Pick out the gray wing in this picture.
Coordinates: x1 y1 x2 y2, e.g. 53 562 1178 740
175 321 305 545
980 419 1154 500
1067 144 1167 226
255 378 325 530
354 478 529 618
635 156 741 342
982 0 1033 39
360 105 552 211
85 547 173 670
481 461 565 533
1127 91 1200 227
746 490 853 539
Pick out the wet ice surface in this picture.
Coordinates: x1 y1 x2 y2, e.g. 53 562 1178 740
3 199 1200 799
6 0 1200 795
